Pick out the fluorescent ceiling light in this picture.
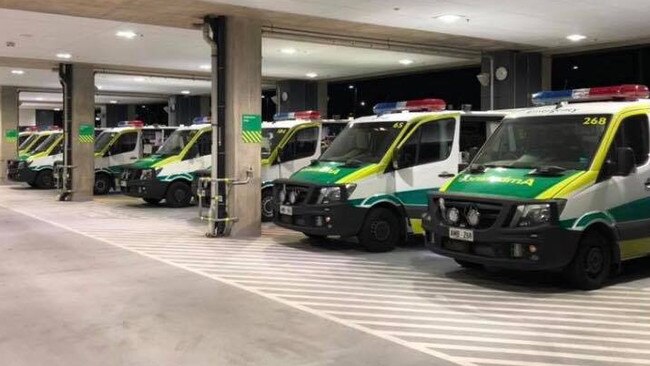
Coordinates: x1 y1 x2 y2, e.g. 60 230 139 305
133 77 146 82
435 14 465 23
109 100 118 104
306 72 318 78
281 48 297 55
399 59 414 65
181 90 191 95
200 64 211 70
54 108 61 111
97 85 103 90
36 97 44 101
56 53 72 59
116 30 138 39
566 34 587 42
11 69 24 75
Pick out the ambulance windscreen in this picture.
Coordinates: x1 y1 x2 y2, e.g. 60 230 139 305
320 122 403 164
473 114 612 171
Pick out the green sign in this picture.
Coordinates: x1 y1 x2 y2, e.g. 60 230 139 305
241 114 262 143
79 124 94 144
5 129 17 143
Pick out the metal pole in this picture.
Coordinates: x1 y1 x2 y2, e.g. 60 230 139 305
203 19 219 237
489 55 495 111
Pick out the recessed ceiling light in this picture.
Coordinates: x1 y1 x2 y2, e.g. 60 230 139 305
435 14 466 23
116 30 138 39
281 48 297 55
109 100 118 104
566 34 587 42
36 97 44 101
399 59 414 65
56 53 72 59
348 85 355 90
11 69 24 75
181 90 191 95
360 101 366 106
54 108 61 111
200 64 211 70
572 65 579 70
133 77 146 82
97 85 103 90
306 72 318 78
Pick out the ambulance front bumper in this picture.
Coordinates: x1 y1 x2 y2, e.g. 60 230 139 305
8 164 37 184
123 179 168 200
423 192 581 271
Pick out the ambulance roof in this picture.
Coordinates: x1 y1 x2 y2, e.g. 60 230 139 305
507 100 650 119
350 110 511 125
261 119 349 129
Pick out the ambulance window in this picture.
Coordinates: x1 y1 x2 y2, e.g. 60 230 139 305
110 132 138 154
51 140 63 155
611 115 649 166
281 127 318 161
196 132 212 157
418 119 456 165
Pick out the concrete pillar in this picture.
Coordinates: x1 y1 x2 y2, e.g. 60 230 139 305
317 81 328 118
224 16 262 237
67 64 95 201
98 105 107 127
167 96 177 126
480 51 543 110
0 86 19 184
276 80 319 113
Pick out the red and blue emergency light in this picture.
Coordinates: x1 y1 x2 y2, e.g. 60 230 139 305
373 98 447 115
117 120 145 127
531 84 650 106
273 110 321 121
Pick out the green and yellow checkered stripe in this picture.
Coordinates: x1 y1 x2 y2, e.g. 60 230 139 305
242 131 261 143
79 135 94 144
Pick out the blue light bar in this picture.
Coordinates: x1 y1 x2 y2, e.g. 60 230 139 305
532 84 650 105
373 98 446 115
193 116 210 124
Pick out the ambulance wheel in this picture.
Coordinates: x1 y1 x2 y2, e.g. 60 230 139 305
261 190 275 222
455 259 483 270
35 170 54 189
166 181 192 208
27 182 37 188
93 173 112 195
359 207 403 252
564 230 612 290
143 198 162 205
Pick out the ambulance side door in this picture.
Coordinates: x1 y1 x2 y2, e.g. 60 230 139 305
108 131 140 167
183 131 212 172
597 113 650 259
393 116 460 214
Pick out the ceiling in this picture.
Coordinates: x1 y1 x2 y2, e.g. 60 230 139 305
204 0 650 48
0 8 470 83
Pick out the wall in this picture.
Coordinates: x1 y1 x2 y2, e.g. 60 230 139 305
19 109 36 127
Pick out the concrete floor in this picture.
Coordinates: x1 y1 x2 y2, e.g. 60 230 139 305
2 185 650 366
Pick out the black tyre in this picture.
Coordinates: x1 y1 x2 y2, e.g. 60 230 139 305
143 198 162 205
359 207 403 252
93 173 112 195
455 259 484 270
34 170 54 189
165 181 192 208
261 190 275 222
564 230 612 290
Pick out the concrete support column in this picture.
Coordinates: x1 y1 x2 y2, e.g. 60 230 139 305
480 51 543 110
276 80 319 113
0 86 19 184
67 64 95 201
224 16 262 237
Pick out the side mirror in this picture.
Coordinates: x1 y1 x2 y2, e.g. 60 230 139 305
614 147 636 176
392 147 402 170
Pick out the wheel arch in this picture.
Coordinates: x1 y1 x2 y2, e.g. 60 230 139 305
581 222 622 270
365 201 408 239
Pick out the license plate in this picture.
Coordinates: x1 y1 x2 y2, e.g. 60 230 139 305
449 228 474 242
279 205 293 216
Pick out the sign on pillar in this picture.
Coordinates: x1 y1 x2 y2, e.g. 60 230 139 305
241 114 262 143
78 124 94 144
4 129 17 143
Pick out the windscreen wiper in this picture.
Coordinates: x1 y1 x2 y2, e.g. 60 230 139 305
528 165 567 176
467 164 486 174
343 158 365 167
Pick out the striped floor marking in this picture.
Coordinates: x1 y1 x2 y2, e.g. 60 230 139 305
3 187 650 366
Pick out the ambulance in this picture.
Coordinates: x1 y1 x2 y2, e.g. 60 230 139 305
423 84 650 289
18 129 53 158
272 99 508 251
92 121 176 194
8 130 63 188
194 111 348 220
18 128 37 148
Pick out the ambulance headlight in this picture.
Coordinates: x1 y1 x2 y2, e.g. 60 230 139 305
140 169 157 180
318 187 341 204
512 204 551 227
